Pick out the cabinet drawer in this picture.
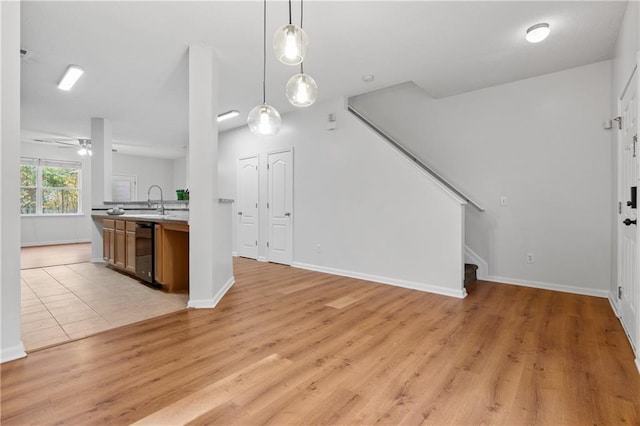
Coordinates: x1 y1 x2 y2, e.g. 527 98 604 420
126 221 136 232
103 219 115 230
115 220 126 230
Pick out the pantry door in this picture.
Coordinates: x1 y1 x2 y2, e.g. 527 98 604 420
237 156 259 259
267 149 293 265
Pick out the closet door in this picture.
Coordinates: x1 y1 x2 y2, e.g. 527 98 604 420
237 156 259 259
267 149 293 265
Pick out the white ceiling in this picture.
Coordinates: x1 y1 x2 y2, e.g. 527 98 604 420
20 1 627 159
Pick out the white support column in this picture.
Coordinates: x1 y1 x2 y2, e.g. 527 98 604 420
90 117 113 203
0 0 26 363
188 45 231 307
89 117 113 262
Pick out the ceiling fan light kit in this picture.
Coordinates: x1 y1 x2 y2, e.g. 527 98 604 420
77 139 92 156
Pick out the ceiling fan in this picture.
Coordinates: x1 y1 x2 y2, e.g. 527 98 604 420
32 138 80 149
31 138 117 153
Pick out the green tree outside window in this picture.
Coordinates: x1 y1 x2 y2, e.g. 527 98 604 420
20 159 81 215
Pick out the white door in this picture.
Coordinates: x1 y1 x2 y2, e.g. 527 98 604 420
267 150 293 265
618 67 638 355
237 156 259 259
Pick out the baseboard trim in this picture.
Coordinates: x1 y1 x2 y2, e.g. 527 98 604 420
91 257 105 263
232 251 238 257
464 246 488 280
1 343 27 364
187 276 235 309
291 262 467 299
257 256 267 263
21 239 91 248
485 275 609 298
635 358 640 375
609 293 621 317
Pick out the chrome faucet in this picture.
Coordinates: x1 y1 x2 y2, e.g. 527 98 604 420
147 185 165 215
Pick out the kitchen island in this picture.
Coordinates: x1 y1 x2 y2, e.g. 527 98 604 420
91 213 189 293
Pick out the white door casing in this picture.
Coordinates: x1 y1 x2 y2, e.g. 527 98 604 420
237 156 259 259
267 149 293 265
618 65 639 357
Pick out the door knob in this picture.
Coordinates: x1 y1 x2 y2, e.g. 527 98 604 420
284 212 291 217
623 218 637 226
237 211 243 216
627 201 633 207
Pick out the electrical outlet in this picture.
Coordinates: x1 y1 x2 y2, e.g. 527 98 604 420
316 244 321 254
526 253 534 264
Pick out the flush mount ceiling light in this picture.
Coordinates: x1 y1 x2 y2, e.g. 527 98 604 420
248 0 281 136
77 139 92 156
273 0 308 65
526 23 550 43
362 74 375 83
217 110 240 122
286 0 318 107
57 65 84 91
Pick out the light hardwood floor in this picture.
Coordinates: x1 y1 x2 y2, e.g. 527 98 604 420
2 257 639 425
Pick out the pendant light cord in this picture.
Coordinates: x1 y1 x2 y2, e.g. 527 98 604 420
300 0 304 74
288 0 292 25
262 0 267 104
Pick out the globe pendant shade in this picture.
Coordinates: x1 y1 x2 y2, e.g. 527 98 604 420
273 24 308 65
247 104 281 136
286 73 318 107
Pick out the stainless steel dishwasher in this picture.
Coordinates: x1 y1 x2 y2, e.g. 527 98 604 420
135 222 154 284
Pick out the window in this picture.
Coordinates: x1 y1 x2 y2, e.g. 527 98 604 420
112 174 137 202
20 158 81 215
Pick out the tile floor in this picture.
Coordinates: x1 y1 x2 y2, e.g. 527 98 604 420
21 263 188 351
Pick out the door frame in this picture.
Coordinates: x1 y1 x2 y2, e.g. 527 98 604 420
266 147 294 265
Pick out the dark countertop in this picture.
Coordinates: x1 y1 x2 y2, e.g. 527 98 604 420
91 212 189 225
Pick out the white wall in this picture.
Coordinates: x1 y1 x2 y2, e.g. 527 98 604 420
20 143 92 246
113 153 175 201
1 0 26 362
609 1 639 303
351 60 613 296
172 156 187 193
219 97 466 297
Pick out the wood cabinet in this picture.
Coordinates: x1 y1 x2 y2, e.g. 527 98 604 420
125 221 136 273
154 222 189 292
103 219 115 264
101 217 189 293
115 220 126 269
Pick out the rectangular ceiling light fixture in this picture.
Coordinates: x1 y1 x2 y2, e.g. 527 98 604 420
217 110 240 122
57 65 84 91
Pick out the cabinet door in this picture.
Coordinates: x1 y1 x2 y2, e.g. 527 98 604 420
103 228 116 265
103 228 110 262
125 231 136 273
115 220 126 268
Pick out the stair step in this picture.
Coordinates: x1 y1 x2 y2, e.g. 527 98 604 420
464 263 478 286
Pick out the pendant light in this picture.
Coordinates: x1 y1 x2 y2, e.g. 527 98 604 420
248 0 281 136
286 69 318 107
273 0 308 65
285 0 317 107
